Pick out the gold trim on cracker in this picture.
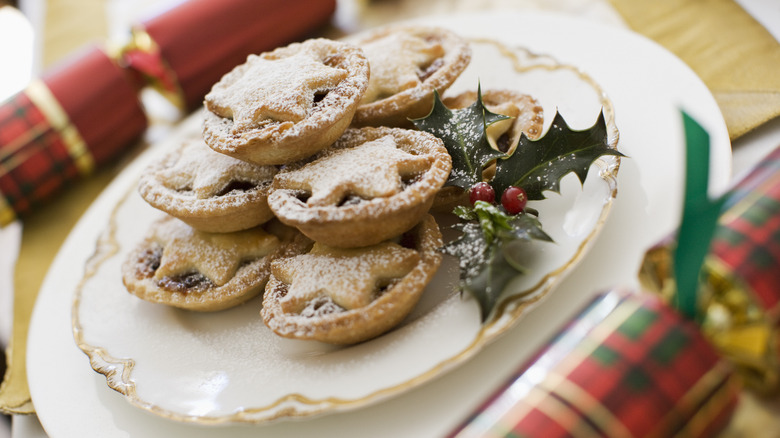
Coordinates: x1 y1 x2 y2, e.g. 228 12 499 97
25 80 95 176
110 27 186 111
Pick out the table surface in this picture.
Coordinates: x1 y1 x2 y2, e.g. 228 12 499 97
3 0 780 436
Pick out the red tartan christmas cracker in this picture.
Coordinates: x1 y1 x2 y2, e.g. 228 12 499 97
0 0 338 225
448 290 739 438
0 45 147 225
642 145 780 392
121 0 337 111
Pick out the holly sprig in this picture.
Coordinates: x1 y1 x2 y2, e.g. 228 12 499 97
413 85 623 320
411 86 508 190
442 201 552 321
492 111 622 199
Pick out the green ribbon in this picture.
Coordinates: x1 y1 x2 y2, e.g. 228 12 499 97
673 112 726 320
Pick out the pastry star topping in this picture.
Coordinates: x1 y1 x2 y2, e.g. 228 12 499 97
151 219 279 286
275 135 433 206
272 241 420 313
159 139 276 198
205 50 348 133
360 33 445 103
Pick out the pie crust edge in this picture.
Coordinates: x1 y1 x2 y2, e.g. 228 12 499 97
260 214 443 344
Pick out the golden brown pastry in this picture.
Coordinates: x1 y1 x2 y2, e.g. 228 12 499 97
137 136 278 233
347 25 471 127
202 38 370 165
261 214 442 344
122 216 307 311
267 127 451 248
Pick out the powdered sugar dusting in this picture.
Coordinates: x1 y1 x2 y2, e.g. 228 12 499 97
158 138 277 200
266 128 450 249
205 50 348 132
272 241 419 312
274 135 432 207
360 32 445 103
149 217 279 287
201 39 370 164
261 214 443 344
347 25 472 125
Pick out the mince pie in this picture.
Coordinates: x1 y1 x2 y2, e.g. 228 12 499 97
138 136 278 233
347 25 471 127
122 216 308 311
202 38 370 165
261 214 442 344
267 127 451 248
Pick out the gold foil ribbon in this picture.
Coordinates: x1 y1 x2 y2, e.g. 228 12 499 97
700 257 778 392
639 246 779 393
112 27 186 111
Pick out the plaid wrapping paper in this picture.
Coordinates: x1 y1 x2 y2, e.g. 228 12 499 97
449 291 739 438
0 46 147 226
0 85 88 224
710 145 780 316
701 144 780 390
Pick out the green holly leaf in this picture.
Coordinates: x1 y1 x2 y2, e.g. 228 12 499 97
492 111 623 200
442 201 552 321
414 82 623 322
412 87 508 190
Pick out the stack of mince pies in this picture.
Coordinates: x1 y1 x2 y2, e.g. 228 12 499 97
122 25 543 345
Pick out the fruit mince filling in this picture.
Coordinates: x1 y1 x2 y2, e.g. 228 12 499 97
215 179 259 196
136 245 162 278
417 57 444 82
158 271 215 293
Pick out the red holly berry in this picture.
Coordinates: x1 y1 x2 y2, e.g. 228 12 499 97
469 182 495 205
501 186 527 214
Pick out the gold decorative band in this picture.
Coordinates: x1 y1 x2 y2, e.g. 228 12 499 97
25 80 95 176
701 256 777 391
